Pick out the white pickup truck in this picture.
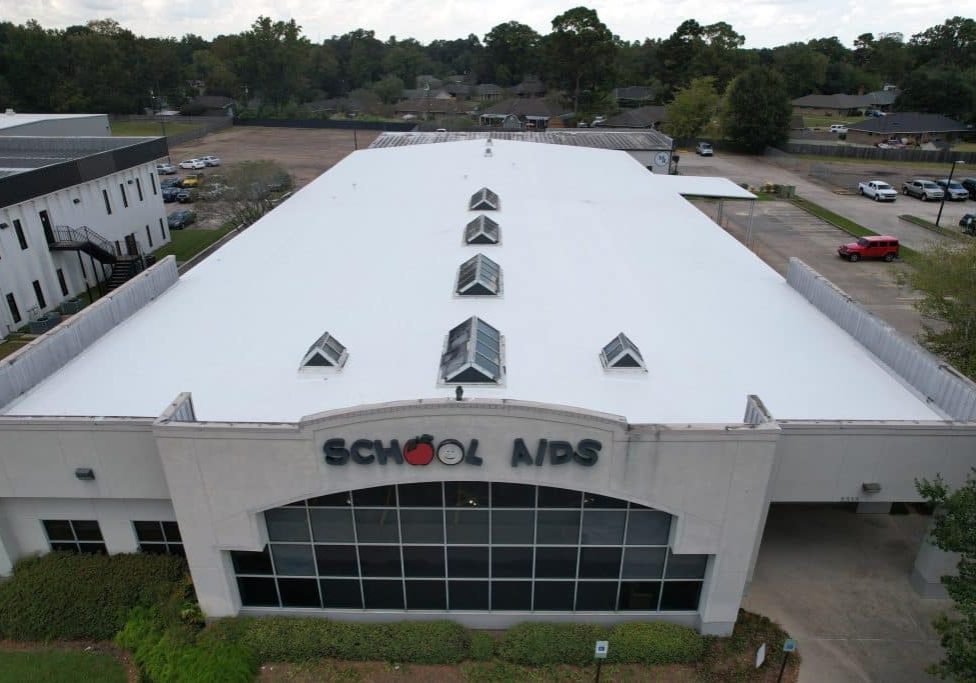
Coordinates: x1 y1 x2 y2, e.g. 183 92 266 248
858 180 898 202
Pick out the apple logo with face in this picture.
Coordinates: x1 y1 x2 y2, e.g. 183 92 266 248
436 439 465 465
403 434 435 465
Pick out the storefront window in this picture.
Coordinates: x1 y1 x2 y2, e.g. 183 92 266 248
231 482 708 612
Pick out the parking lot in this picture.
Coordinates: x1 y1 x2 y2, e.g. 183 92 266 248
681 154 936 340
161 127 379 228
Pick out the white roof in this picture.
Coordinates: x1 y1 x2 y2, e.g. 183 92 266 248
0 113 105 132
4 140 941 423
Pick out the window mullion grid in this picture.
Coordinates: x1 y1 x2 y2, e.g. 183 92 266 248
615 504 632 611
442 482 450 610
70 520 81 553
572 497 584 612
530 485 539 611
487 481 492 610
657 542 671 612
302 501 325 609
349 497 366 610
395 487 407 611
265 523 284 608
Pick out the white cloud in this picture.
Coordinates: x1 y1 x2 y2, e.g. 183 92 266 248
4 0 958 47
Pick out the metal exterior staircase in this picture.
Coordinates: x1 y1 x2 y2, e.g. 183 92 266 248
48 225 118 264
48 225 146 292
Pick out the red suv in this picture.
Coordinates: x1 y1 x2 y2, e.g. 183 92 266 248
837 236 899 262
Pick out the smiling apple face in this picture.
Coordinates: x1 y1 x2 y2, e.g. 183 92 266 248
403 435 435 465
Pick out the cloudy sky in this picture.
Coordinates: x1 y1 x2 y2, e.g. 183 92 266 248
6 0 954 48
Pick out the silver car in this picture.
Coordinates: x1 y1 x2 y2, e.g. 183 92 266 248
902 179 944 201
935 179 970 201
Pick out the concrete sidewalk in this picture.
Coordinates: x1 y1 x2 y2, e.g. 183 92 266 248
744 505 950 682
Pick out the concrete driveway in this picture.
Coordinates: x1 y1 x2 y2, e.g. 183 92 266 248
744 505 950 683
678 151 971 252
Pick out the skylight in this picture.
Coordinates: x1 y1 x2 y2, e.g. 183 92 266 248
300 332 348 369
469 187 500 211
465 215 500 245
456 254 501 296
600 333 646 370
440 317 504 384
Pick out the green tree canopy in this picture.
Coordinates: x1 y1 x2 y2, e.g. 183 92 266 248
666 76 720 139
916 472 976 680
906 241 976 377
546 6 617 113
720 66 792 152
484 21 541 85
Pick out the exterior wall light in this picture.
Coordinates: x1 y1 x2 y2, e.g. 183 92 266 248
0 222 8 229
73 198 82 204
75 467 96 481
861 482 882 494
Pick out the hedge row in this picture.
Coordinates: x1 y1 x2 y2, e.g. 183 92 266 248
117 607 257 683
202 617 705 666
201 617 473 664
0 552 187 640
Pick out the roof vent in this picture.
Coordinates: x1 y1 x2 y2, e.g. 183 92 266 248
440 317 504 384
300 331 348 370
469 187 499 211
465 215 499 245
600 333 646 371
456 254 501 296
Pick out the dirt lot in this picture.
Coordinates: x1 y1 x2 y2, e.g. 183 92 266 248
168 127 379 189
161 127 379 229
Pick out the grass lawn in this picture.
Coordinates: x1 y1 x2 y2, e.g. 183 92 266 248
153 226 236 263
794 154 967 171
111 120 202 137
0 649 126 683
0 335 32 361
953 142 976 152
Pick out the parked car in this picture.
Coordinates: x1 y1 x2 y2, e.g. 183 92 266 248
179 174 203 188
829 124 848 133
935 178 970 201
837 236 900 262
961 178 976 200
160 177 181 189
179 158 206 170
865 109 886 117
695 141 713 156
161 186 180 203
199 155 222 167
156 163 177 175
167 210 196 229
857 180 897 202
176 189 196 203
902 179 944 201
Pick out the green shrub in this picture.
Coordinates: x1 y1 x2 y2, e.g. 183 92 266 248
606 622 705 664
0 552 186 640
497 623 606 666
117 607 257 683
203 617 471 664
469 630 497 661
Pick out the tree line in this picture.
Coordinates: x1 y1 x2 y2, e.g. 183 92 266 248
0 11 973 122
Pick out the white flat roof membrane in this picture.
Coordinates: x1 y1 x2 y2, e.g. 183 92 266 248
0 113 105 131
4 140 942 423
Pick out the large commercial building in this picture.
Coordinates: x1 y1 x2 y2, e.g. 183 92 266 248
0 111 111 137
0 134 170 335
0 140 973 636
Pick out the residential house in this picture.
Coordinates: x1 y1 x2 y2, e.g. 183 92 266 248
478 98 570 130
845 113 970 146
600 105 668 130
613 86 656 108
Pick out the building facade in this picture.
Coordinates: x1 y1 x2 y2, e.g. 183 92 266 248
0 140 973 637
0 136 170 335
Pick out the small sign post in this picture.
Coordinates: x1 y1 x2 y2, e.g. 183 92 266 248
777 639 797 683
594 640 608 683
756 642 767 668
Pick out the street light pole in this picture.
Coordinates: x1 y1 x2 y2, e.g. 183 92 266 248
936 160 964 228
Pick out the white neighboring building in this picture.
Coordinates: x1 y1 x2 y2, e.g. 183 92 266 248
0 140 974 637
0 111 111 137
0 136 171 335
